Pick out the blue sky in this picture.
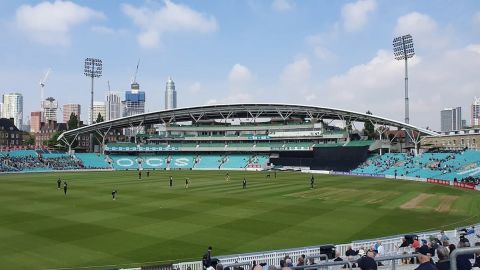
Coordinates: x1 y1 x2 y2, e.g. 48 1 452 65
1 0 480 130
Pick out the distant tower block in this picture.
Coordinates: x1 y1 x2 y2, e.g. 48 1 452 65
165 77 177 110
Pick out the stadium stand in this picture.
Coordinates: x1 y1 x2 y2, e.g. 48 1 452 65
353 149 480 183
75 153 111 169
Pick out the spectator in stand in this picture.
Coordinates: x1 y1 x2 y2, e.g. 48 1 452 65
473 242 480 268
456 239 473 270
333 251 343 262
296 256 305 266
448 244 456 254
346 246 358 257
415 246 437 270
413 238 421 250
435 246 450 270
440 231 449 242
216 264 224 270
202 246 212 270
357 250 377 270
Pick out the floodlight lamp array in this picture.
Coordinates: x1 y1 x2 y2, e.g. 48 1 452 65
84 58 103 78
393 34 415 60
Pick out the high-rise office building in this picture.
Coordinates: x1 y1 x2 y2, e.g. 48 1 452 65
30 111 41 133
471 97 480 128
2 93 23 128
122 81 145 117
106 92 121 121
42 97 58 122
440 107 462 132
165 77 177 110
63 104 81 123
90 101 106 124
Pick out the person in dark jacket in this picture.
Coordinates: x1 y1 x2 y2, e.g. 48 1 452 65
435 246 450 270
415 246 438 270
358 250 377 270
202 246 212 270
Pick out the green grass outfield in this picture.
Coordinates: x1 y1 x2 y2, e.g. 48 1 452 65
1 170 480 270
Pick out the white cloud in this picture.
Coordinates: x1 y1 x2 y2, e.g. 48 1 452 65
228 64 253 83
280 56 311 85
393 12 449 51
307 34 336 60
272 0 295 12
15 0 104 45
314 43 480 130
341 0 376 32
394 12 437 36
122 0 218 49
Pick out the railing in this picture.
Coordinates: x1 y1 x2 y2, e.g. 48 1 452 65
450 247 480 270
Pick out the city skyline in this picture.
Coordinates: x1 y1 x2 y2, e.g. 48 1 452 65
0 0 480 130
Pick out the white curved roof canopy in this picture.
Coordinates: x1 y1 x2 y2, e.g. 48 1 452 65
58 103 438 141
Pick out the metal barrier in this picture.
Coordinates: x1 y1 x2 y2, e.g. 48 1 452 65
449 247 480 270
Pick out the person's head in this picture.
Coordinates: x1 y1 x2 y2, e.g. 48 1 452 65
268 265 276 270
208 246 212 253
279 260 286 268
252 260 256 266
297 257 304 263
417 246 431 263
347 245 352 250
449 244 456 253
366 250 375 258
437 246 449 261
308 257 315 265
252 265 262 270
216 264 224 270
443 240 449 247
301 254 305 259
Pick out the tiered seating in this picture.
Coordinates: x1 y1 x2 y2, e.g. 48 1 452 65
1 150 38 157
353 150 480 181
195 155 222 169
222 155 249 168
75 153 111 169
168 155 194 169
41 153 70 158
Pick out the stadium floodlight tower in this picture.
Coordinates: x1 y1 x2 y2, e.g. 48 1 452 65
393 34 415 124
84 58 102 152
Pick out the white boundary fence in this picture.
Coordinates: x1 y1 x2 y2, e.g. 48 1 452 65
151 224 478 270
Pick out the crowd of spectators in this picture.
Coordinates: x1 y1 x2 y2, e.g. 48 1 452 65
40 156 84 170
201 230 480 270
0 155 48 172
0 153 87 171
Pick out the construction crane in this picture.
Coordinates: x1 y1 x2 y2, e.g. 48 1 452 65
39 68 51 120
39 68 51 101
131 59 140 84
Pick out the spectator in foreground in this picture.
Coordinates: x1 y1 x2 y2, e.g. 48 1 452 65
415 246 437 270
435 246 450 270
202 246 212 270
358 250 377 270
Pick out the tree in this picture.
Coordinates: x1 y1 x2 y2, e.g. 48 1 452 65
67 112 78 130
95 113 104 124
363 110 376 139
44 131 64 148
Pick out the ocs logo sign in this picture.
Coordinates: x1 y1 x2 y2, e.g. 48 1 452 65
115 157 190 167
